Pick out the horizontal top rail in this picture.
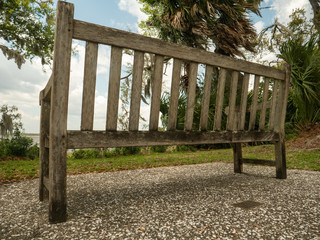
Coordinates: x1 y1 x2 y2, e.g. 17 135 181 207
72 20 285 80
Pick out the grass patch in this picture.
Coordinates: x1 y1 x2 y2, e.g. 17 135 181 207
0 145 319 182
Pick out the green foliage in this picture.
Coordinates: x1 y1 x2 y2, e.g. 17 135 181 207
139 0 262 56
121 146 141 156
0 130 38 158
279 36 320 124
0 0 55 68
150 145 167 153
176 145 196 152
72 149 102 159
103 148 122 158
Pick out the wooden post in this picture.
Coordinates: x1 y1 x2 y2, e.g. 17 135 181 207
48 1 74 223
274 63 291 179
39 99 50 201
232 143 243 173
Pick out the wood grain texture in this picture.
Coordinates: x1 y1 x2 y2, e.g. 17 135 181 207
167 58 182 131
39 100 50 201
39 74 53 104
73 20 285 80
48 1 74 223
149 55 164 131
184 62 198 131
238 73 250 130
232 143 243 173
268 80 279 130
81 41 98 131
214 68 227 131
106 46 122 131
258 78 270 130
67 130 280 149
248 75 260 130
227 71 239 131
275 140 287 179
200 65 213 131
129 51 144 131
279 63 291 133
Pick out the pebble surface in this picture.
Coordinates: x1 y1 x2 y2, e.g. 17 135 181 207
0 162 319 239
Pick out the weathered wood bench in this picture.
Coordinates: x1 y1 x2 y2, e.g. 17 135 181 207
39 1 290 223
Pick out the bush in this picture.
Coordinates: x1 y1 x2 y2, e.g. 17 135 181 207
84 149 101 158
176 145 196 152
0 131 39 158
71 149 102 159
72 149 86 159
121 146 141 155
103 148 121 158
27 144 39 159
7 134 33 157
150 145 167 153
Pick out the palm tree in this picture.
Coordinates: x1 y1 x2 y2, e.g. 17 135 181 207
279 36 320 124
139 0 262 57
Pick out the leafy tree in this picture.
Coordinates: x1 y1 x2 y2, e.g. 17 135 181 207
0 105 23 139
258 9 320 125
0 0 55 68
309 0 320 42
139 0 262 56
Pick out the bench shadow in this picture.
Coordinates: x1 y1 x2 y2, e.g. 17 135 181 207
66 171 275 221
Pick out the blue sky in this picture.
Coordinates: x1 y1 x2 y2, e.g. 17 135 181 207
0 0 312 133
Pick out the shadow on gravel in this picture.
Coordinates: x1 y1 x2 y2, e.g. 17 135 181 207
66 171 274 221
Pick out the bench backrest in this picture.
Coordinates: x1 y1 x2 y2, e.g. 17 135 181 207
39 1 290 150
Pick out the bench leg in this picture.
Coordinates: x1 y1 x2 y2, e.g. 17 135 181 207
232 143 243 173
49 148 67 223
39 101 50 201
275 140 287 179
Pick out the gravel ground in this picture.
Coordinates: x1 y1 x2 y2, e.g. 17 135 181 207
1 162 319 240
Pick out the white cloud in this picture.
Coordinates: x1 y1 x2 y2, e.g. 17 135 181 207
271 0 312 24
118 0 147 23
254 21 265 33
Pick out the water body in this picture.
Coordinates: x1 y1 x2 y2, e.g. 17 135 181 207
23 134 40 145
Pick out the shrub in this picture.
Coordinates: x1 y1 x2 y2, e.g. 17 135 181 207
150 145 167 153
27 144 39 159
84 149 101 158
7 134 33 157
176 145 196 152
103 148 121 158
121 146 141 155
72 149 86 159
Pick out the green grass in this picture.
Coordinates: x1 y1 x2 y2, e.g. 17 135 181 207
0 145 319 182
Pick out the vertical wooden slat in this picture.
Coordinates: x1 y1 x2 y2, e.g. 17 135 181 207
167 58 182 131
200 65 213 131
81 41 98 131
184 62 198 131
213 68 227 131
279 63 291 133
248 75 260 130
268 80 279 130
258 77 270 130
149 55 164 131
238 73 250 130
39 100 50 201
48 1 73 223
227 71 239 131
129 51 144 131
106 46 122 131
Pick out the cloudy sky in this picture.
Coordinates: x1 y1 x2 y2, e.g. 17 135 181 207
0 0 312 133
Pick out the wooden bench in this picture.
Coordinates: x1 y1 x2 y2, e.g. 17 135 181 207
39 1 291 223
